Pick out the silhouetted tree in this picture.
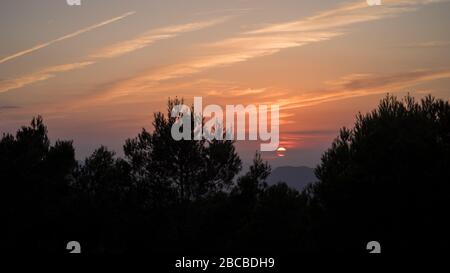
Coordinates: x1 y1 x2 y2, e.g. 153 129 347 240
233 153 270 203
4 94 449 254
310 94 450 252
1 116 76 252
76 146 132 205
124 98 242 204
70 146 139 253
244 183 311 252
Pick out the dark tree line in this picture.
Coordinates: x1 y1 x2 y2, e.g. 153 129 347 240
2 95 449 254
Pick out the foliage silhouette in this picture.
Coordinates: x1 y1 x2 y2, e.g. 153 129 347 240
310 94 450 252
124 98 242 205
2 116 76 252
2 95 450 253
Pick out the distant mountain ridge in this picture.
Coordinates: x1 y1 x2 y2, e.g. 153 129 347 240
267 166 318 191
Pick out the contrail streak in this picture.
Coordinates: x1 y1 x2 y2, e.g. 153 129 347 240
0 11 136 64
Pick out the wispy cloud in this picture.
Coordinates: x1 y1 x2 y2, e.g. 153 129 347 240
248 0 448 35
147 31 340 81
99 31 340 100
0 11 136 65
90 17 230 59
397 40 450 48
207 87 267 97
153 70 447 122
154 0 448 82
77 69 450 125
99 0 447 100
0 17 228 94
278 130 339 149
0 62 94 93
0 105 20 112
268 69 450 110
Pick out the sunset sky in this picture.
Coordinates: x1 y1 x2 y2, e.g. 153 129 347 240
1 0 450 167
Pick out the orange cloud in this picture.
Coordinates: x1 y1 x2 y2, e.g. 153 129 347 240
248 0 448 34
0 62 94 93
266 69 450 111
94 0 448 102
0 17 229 94
97 31 340 101
397 40 450 48
90 17 230 59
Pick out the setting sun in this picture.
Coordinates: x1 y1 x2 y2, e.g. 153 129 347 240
277 147 287 157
